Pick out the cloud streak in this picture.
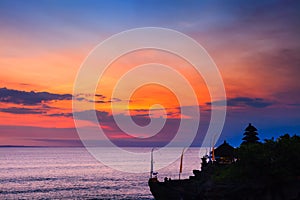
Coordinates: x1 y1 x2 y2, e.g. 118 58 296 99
74 93 122 104
0 107 45 115
0 87 71 105
208 97 273 108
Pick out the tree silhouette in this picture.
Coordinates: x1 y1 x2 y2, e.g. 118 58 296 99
242 123 260 145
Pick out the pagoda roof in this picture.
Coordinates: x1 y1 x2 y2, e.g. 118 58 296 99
245 123 257 132
214 140 235 157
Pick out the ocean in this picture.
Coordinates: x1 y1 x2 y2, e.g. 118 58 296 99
0 147 206 199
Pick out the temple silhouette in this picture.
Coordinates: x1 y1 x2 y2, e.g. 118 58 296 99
149 123 300 200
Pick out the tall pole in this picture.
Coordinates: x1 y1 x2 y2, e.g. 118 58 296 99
150 148 154 178
212 134 216 162
209 134 217 162
179 148 185 180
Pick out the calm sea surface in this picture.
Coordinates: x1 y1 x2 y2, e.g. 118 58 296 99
0 147 205 199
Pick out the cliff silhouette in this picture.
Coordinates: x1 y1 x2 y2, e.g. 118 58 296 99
149 124 300 200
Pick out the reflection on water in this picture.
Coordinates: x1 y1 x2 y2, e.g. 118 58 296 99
0 147 206 199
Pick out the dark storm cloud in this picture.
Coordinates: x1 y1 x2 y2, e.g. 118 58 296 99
0 87 72 105
208 97 273 108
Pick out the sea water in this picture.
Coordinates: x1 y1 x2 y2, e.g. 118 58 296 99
0 147 206 199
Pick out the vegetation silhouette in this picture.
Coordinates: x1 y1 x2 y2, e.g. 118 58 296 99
149 123 300 199
214 133 300 183
210 124 300 199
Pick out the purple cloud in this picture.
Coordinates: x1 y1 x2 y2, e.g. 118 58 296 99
0 87 71 105
0 107 45 114
207 97 273 108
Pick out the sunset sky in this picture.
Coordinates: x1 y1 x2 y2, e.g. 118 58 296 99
0 0 299 147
